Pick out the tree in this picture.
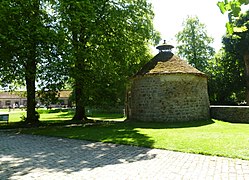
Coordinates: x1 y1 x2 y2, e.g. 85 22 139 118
217 1 249 104
37 90 59 109
57 0 159 121
0 0 66 125
220 11 249 104
175 16 215 72
207 48 245 104
217 0 249 34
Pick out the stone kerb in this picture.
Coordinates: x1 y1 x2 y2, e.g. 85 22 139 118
210 105 249 123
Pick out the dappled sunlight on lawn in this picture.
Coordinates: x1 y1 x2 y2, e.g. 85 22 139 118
88 113 126 122
90 117 126 122
40 112 73 121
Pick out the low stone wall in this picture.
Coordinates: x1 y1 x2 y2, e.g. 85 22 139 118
210 105 249 123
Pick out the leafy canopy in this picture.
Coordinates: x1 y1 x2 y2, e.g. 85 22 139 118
217 0 249 34
175 16 215 72
58 0 160 108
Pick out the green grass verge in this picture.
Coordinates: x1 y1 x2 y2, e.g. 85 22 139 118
0 109 125 122
0 108 125 128
18 119 249 160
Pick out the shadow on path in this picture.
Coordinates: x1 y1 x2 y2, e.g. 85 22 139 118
0 130 155 179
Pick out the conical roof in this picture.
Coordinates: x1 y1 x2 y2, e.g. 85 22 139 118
135 46 206 77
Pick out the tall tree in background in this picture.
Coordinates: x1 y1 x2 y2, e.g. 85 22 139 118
221 11 249 104
175 16 215 72
58 0 159 121
207 48 245 104
0 0 65 125
217 1 249 104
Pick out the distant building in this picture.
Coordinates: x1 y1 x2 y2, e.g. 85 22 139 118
0 90 72 108
55 90 72 108
0 91 26 108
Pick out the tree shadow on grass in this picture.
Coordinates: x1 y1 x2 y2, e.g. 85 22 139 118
57 111 125 120
0 125 155 179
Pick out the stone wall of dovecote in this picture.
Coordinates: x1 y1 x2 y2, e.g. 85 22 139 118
129 74 210 122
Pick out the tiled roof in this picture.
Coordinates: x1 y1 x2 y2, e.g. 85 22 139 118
0 92 25 99
58 90 72 98
135 52 206 77
0 90 72 99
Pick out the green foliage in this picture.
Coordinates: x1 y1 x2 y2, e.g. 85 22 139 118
216 11 249 104
175 16 215 72
0 0 64 86
0 0 67 124
207 49 245 104
57 0 160 111
231 11 249 52
208 9 249 105
0 0 159 122
37 90 59 108
217 0 249 34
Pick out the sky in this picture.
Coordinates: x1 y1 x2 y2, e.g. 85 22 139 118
151 0 228 53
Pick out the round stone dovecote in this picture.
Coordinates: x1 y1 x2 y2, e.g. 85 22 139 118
127 44 210 122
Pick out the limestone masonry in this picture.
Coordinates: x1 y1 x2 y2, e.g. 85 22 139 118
128 44 210 122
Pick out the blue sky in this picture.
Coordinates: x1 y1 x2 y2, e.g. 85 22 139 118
151 0 228 52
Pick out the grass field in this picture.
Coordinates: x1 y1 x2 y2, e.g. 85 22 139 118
1 109 249 160
0 108 125 123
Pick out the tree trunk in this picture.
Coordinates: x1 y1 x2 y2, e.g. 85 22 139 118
71 31 87 122
243 51 249 105
25 60 38 125
72 80 87 121
24 0 39 125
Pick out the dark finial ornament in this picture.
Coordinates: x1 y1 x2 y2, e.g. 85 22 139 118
156 40 174 52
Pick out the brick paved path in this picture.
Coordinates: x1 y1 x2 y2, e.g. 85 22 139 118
1 130 249 180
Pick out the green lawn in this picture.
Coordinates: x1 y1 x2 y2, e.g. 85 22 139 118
0 108 125 122
0 109 72 123
0 109 26 122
